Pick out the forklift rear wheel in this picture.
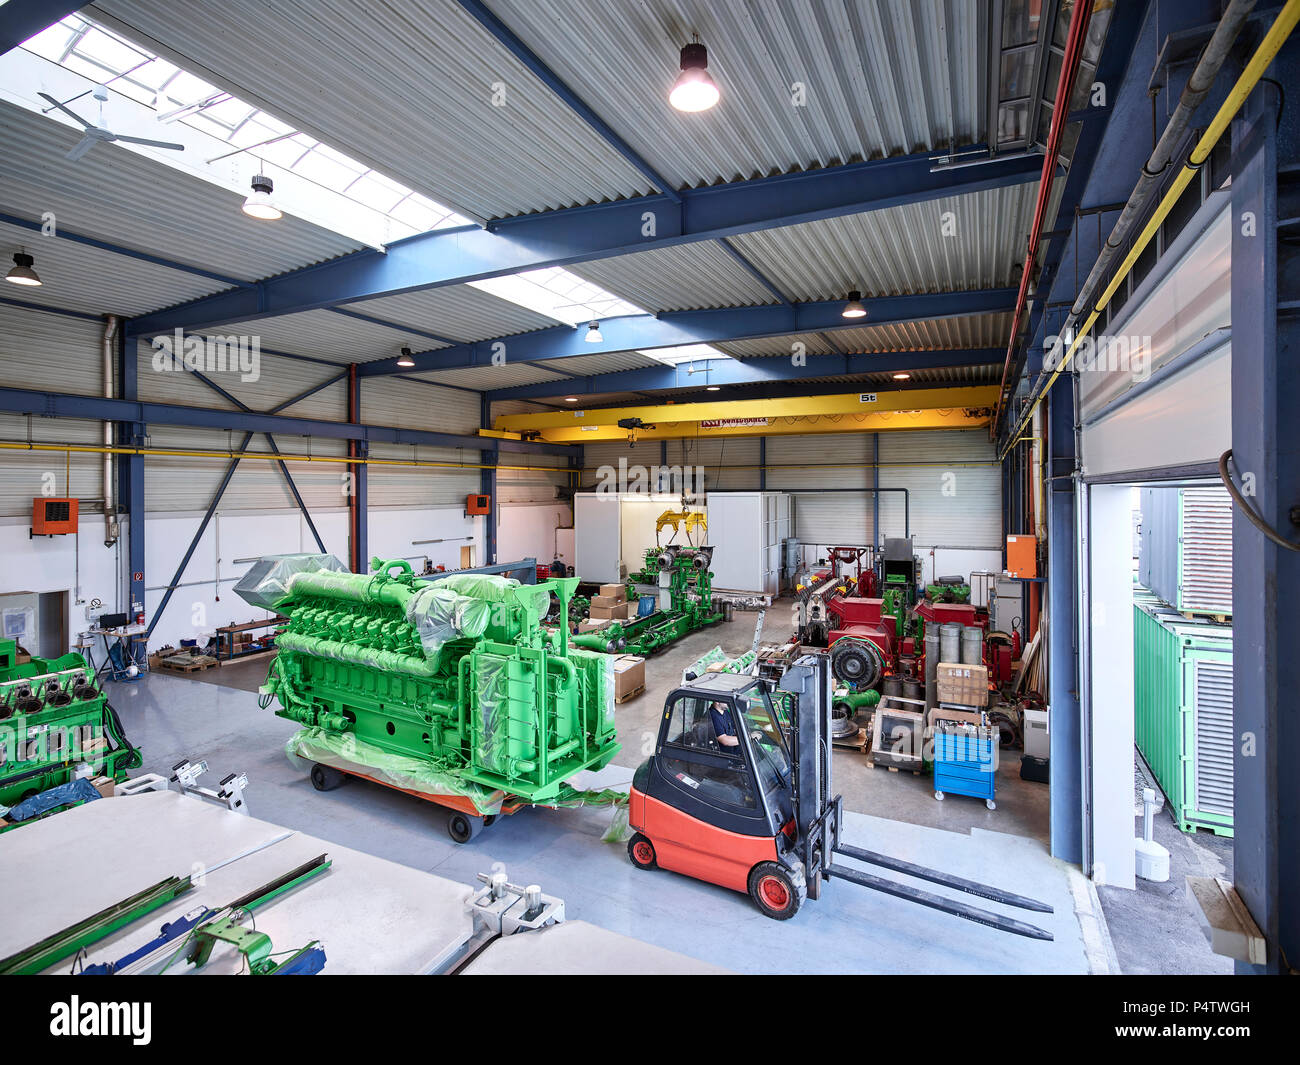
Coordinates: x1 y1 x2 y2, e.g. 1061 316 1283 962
310 763 346 791
447 812 483 843
748 862 805 920
627 833 658 870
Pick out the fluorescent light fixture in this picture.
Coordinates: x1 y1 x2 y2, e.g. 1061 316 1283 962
670 41 719 112
564 396 578 403
5 251 41 286
841 291 867 319
585 321 603 343
705 385 720 391
396 346 415 368
892 372 911 380
242 174 281 220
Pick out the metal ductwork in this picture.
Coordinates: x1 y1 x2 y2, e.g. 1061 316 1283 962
102 315 120 547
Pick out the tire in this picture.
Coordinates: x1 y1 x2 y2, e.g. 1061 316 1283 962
627 832 658 870
747 862 805 920
310 763 346 791
447 811 483 844
482 814 498 827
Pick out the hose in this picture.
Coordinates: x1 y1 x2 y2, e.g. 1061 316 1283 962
1219 449 1300 551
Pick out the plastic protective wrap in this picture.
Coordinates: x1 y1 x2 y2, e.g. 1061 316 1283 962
233 553 348 611
405 585 492 659
4 777 102 821
686 645 756 678
567 646 615 734
473 655 510 775
285 726 507 815
436 573 551 619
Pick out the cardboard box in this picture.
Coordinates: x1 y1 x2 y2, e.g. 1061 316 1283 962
578 619 611 633
90 775 115 798
620 600 639 620
588 604 620 620
929 705 985 727
598 583 627 601
936 663 989 707
590 594 624 609
613 655 645 701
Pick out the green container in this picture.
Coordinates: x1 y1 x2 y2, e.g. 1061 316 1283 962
1133 598 1233 836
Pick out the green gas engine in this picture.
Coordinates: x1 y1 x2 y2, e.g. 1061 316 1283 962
235 555 620 831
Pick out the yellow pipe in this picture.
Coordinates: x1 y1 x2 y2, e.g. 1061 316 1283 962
1000 0 1300 460
0 440 561 473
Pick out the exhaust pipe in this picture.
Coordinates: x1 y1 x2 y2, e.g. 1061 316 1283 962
102 315 120 547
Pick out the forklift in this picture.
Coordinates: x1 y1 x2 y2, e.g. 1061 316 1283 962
626 655 1054 939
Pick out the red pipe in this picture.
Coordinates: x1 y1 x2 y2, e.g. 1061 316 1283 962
992 0 1094 434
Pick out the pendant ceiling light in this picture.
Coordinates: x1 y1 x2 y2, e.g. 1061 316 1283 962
585 321 603 343
841 291 868 319
5 250 41 286
242 174 281 220
396 346 415 368
670 39 720 112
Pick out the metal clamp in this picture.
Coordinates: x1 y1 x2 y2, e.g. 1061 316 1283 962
469 871 564 936
116 758 250 815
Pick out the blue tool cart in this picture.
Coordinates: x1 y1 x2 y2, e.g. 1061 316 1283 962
933 722 999 810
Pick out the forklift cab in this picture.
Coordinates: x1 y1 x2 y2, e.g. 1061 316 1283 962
628 672 800 905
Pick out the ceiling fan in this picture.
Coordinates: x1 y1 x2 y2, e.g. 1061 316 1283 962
38 85 186 161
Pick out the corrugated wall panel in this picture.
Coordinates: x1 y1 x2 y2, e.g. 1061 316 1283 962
498 450 569 504
667 437 761 491
360 377 481 435
764 434 875 543
136 340 346 421
366 442 480 507
877 429 1000 547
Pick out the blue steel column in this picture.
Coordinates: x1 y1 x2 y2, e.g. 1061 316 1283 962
1047 371 1082 862
1230 75 1298 975
480 394 497 565
118 325 146 620
872 433 880 546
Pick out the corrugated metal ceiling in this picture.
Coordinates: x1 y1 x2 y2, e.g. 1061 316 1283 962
193 309 442 364
408 363 569 390
89 0 656 220
0 100 363 288
728 184 1036 301
346 284 561 343
570 241 781 312
714 332 838 359
486 0 990 191
0 219 225 317
535 350 664 376
833 311 1014 352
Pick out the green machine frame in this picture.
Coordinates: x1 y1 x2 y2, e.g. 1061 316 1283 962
0 638 140 814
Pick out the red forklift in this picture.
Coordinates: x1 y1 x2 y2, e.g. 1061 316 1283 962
626 655 1053 938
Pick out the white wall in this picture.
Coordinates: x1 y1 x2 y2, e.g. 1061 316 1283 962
1086 484 1136 889
497 502 571 566
368 505 483 574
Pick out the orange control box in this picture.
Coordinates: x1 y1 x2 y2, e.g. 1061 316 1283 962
465 493 491 515
32 497 78 535
1005 534 1037 578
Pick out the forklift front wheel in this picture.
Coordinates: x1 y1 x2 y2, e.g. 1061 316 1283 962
310 763 347 792
447 812 483 844
627 833 658 870
748 862 805 921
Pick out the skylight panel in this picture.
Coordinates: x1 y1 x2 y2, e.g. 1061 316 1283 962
468 267 645 327
640 343 732 366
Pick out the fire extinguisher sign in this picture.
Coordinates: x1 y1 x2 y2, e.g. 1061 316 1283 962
132 571 143 583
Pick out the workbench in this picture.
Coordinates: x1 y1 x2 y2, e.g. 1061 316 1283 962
0 789 722 975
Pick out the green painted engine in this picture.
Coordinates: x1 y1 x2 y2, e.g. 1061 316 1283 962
0 639 140 812
235 555 619 812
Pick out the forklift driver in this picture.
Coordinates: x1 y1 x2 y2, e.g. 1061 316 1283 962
708 701 741 747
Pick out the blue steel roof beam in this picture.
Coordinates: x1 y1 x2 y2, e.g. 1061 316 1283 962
0 211 255 290
1 1 84 55
714 239 791 304
360 288 1016 376
455 0 680 204
327 306 460 347
485 348 1004 400
0 386 579 456
130 151 1045 335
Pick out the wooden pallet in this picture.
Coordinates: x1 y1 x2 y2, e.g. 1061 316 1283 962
615 684 645 705
156 655 220 674
832 726 869 753
866 755 924 775
1180 610 1230 624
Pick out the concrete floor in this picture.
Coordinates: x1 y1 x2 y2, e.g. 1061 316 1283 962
101 609 1106 973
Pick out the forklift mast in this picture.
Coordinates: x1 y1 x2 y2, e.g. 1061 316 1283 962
778 654 831 843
